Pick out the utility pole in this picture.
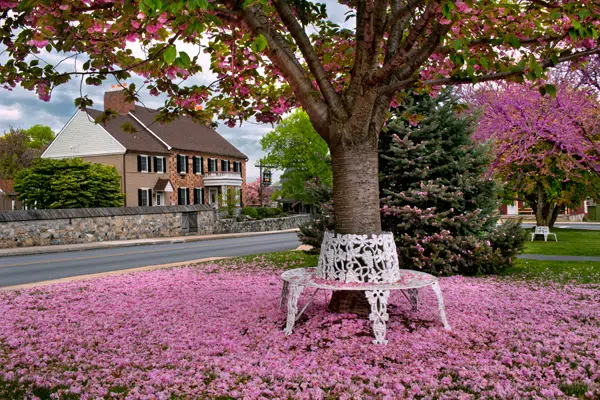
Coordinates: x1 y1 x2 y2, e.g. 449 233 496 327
255 161 275 207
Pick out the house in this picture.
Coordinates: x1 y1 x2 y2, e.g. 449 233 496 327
499 200 594 220
42 87 247 207
0 180 21 211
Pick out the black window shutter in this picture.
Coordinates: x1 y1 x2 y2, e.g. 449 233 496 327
138 189 143 206
201 188 205 204
192 157 198 174
177 188 183 205
147 156 151 173
200 157 204 174
185 156 189 173
137 155 142 172
186 188 190 205
148 189 153 206
176 155 181 173
153 157 157 173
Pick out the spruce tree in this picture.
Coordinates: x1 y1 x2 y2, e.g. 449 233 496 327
380 91 525 276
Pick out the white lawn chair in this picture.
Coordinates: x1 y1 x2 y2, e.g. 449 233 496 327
530 226 557 242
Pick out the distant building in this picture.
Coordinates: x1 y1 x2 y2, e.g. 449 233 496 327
0 180 21 211
43 87 247 207
499 200 593 220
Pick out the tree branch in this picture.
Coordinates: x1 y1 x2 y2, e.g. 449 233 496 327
383 0 425 33
241 4 329 137
529 0 558 8
374 1 439 83
372 19 451 84
380 48 600 94
273 0 347 119
429 48 600 87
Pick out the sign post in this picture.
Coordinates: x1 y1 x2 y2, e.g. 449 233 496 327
255 161 275 207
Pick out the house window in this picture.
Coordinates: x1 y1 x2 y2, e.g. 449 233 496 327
194 188 204 204
137 155 150 173
193 156 204 174
138 188 152 206
208 158 217 172
154 156 166 173
221 160 230 172
178 187 190 205
177 155 188 174
233 161 242 173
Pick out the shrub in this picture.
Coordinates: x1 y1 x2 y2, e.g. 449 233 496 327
241 207 258 219
267 207 282 217
483 218 528 272
256 207 270 219
298 203 334 254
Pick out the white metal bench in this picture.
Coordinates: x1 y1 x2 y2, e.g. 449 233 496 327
280 268 450 344
530 226 557 242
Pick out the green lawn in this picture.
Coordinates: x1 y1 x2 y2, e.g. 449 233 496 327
501 259 600 284
523 228 600 256
209 250 319 270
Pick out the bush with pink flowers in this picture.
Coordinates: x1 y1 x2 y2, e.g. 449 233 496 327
1 260 599 399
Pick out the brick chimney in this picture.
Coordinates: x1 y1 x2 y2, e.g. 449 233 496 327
104 85 135 115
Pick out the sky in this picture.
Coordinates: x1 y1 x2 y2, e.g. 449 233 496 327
0 1 352 182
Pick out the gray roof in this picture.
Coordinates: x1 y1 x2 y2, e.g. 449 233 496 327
86 109 169 154
86 107 247 159
131 107 247 159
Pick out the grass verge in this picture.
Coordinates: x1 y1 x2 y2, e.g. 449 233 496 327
523 229 600 256
500 259 600 284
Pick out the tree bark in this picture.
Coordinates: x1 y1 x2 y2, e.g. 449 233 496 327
330 138 382 235
530 184 561 228
327 135 382 316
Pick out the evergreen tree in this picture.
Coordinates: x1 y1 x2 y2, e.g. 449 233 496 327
380 92 525 276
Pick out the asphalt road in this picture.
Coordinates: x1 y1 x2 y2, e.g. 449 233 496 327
0 232 301 288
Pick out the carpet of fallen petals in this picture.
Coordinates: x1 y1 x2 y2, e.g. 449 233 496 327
0 262 599 399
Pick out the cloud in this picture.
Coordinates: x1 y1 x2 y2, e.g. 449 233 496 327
0 104 22 122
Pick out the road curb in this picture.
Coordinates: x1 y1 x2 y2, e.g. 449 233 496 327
0 229 300 257
0 256 231 291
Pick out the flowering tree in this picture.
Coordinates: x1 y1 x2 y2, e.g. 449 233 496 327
245 178 274 206
472 83 600 227
0 0 599 238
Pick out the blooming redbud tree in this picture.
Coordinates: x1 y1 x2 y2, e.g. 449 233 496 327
471 82 600 227
245 178 274 206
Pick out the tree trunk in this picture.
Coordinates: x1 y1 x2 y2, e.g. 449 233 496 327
330 139 381 235
531 184 561 228
549 205 563 228
327 138 381 316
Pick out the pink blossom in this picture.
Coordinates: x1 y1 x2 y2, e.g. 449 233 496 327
0 265 598 398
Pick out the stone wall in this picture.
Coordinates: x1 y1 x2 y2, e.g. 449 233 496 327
0 206 310 248
214 214 311 234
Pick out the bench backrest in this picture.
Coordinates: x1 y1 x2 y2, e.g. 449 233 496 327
534 226 550 234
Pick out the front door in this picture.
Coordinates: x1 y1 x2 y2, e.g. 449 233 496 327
209 188 218 206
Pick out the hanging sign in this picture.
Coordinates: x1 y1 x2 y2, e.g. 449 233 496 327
262 170 272 186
